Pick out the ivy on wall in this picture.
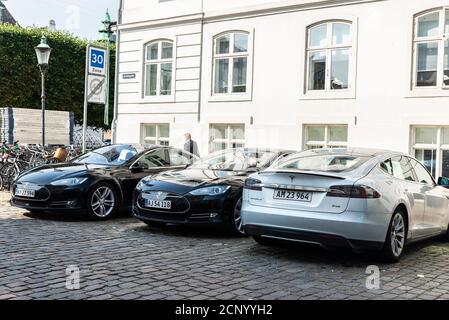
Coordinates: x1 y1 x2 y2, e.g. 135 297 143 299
0 24 115 130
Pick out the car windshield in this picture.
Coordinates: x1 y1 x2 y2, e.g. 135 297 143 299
74 145 138 166
190 149 278 171
273 152 370 173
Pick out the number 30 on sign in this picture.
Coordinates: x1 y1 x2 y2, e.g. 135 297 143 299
89 47 106 76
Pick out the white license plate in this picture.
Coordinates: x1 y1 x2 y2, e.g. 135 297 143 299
15 188 35 198
145 199 172 210
273 189 312 202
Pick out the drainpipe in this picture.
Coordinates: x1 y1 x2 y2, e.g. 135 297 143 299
111 0 124 144
197 0 204 123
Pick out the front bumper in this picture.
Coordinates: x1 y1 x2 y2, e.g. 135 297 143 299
133 190 234 225
10 183 87 212
241 202 391 250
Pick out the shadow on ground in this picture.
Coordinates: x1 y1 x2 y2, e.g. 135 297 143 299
22 207 132 223
134 221 240 240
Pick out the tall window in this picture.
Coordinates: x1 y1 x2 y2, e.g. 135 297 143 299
209 124 245 152
144 40 173 96
306 21 352 91
411 126 449 178
304 125 348 150
141 124 170 146
213 32 249 94
413 9 449 88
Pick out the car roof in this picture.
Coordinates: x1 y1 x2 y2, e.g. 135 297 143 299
216 147 296 154
108 143 176 153
298 147 406 158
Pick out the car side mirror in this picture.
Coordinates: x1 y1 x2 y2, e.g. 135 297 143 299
130 163 144 173
438 177 449 188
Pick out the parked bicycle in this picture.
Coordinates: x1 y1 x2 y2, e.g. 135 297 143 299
0 143 81 191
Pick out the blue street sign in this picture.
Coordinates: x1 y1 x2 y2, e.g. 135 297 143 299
88 46 106 76
90 49 105 68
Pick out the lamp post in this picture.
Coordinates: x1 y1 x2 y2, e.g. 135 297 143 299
99 10 117 126
34 35 52 146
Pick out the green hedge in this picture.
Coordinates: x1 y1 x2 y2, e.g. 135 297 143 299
0 24 115 130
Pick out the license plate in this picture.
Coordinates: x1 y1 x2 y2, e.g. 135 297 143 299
15 188 35 198
145 199 172 210
273 189 312 202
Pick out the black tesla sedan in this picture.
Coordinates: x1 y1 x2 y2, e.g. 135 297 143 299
132 148 293 235
11 144 197 220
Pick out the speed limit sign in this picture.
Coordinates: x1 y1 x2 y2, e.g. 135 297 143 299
88 47 106 76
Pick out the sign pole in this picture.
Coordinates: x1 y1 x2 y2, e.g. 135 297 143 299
104 40 110 126
82 44 91 154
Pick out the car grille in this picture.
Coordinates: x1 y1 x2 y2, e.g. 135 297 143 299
137 191 190 213
12 198 46 208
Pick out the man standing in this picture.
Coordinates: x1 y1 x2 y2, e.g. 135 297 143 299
183 133 200 158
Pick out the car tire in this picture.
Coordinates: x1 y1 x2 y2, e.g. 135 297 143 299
380 210 407 263
228 196 246 236
143 221 166 228
441 224 449 242
87 182 118 221
253 235 275 246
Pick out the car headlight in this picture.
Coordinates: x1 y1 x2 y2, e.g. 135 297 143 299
50 177 88 186
189 185 231 196
136 179 146 190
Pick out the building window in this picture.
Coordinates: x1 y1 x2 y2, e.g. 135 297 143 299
213 32 249 95
306 21 352 92
411 126 449 178
304 125 348 150
141 124 170 146
413 8 449 88
209 124 245 152
144 40 173 96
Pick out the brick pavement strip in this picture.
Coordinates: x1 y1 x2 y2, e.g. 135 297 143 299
1 191 449 300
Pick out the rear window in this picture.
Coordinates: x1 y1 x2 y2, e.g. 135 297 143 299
273 154 370 173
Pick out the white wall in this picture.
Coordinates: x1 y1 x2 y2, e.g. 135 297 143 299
117 0 449 159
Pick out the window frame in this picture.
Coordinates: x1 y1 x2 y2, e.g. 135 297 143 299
412 8 449 90
410 125 449 179
305 20 353 94
210 30 254 102
141 123 170 147
143 39 174 99
209 124 246 153
303 124 349 150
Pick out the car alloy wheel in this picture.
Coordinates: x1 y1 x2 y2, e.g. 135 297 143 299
232 197 245 235
90 185 116 218
390 213 405 258
381 210 406 263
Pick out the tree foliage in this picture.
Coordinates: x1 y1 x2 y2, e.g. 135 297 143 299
0 24 115 130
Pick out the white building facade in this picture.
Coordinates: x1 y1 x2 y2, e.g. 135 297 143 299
115 0 449 178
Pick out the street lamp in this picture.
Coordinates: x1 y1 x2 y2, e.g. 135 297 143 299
34 35 52 146
99 10 117 126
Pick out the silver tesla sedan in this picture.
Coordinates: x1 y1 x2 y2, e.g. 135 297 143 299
241 148 449 262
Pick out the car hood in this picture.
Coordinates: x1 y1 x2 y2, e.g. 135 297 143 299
141 169 250 194
17 163 109 185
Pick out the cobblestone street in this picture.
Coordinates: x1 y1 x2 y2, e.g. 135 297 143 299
1 192 449 300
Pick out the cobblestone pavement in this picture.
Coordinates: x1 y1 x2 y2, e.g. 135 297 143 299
1 193 449 300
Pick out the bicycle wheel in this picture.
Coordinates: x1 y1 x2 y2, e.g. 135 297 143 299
1 163 17 191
